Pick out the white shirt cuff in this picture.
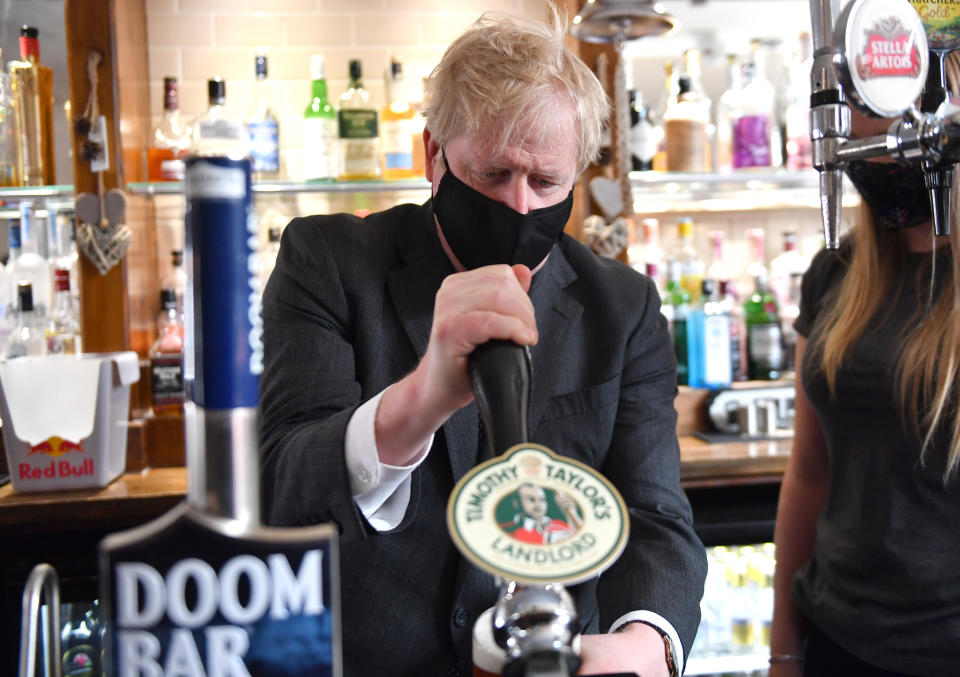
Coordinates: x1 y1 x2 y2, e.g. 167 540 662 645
344 387 433 531
609 610 684 676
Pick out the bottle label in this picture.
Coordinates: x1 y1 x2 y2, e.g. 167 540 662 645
303 117 338 180
151 353 184 406
630 119 658 165
382 119 415 170
338 109 378 139
664 118 707 172
703 314 732 385
248 119 280 173
199 118 246 142
748 323 783 369
733 114 771 168
161 158 185 181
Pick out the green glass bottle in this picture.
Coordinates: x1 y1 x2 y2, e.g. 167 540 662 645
303 53 338 182
744 270 784 380
663 259 692 385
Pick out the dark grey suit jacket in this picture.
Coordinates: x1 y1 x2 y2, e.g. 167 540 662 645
259 200 706 676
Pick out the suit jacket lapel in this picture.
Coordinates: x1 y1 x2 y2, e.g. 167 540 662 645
385 202 480 482
528 247 582 435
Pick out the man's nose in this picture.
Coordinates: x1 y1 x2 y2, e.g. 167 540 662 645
500 176 532 214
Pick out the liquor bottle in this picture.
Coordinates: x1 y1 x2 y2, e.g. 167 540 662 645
628 218 664 290
745 227 767 282
687 278 733 389
410 77 427 175
60 601 100 677
662 56 710 172
5 281 45 358
303 53 338 182
706 230 730 291
675 217 704 304
248 55 280 180
744 269 784 380
148 77 191 182
338 59 381 180
10 201 51 318
46 268 79 354
149 288 184 415
192 78 248 157
715 54 740 174
731 42 776 170
0 59 20 186
663 259 691 386
9 25 55 186
785 32 814 170
629 89 658 171
719 279 746 382
768 231 809 311
160 249 187 320
651 60 675 171
780 272 803 376
380 59 416 179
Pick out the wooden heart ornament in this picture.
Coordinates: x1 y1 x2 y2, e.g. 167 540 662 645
75 189 133 275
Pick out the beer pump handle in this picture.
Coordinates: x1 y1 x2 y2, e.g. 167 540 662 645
469 339 532 457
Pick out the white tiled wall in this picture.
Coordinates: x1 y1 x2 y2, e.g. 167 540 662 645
144 0 546 182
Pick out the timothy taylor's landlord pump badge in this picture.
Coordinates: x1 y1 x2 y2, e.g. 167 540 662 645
447 444 628 585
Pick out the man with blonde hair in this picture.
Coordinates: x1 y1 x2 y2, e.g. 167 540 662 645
260 10 705 677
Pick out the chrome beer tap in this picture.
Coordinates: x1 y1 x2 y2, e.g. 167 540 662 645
808 0 960 249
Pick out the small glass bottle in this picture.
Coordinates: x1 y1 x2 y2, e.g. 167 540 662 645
248 54 281 180
149 288 184 415
380 59 416 179
160 249 187 320
0 54 21 187
731 45 776 170
303 53 338 182
744 270 784 381
675 217 704 304
46 268 79 354
148 77 191 182
663 260 691 386
629 89 658 172
192 78 248 158
6 281 46 358
338 59 381 180
10 201 51 318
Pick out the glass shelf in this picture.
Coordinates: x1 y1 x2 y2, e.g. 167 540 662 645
629 169 859 213
0 184 75 201
126 178 431 196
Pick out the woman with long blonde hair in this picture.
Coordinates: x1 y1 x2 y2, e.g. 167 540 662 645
769 100 960 676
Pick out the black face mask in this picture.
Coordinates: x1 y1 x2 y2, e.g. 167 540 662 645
432 150 573 270
844 160 932 230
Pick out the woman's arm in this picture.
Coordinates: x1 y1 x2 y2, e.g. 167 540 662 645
769 336 829 675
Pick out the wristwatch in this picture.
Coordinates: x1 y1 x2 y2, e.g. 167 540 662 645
617 620 678 677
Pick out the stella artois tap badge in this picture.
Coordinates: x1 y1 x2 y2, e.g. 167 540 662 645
837 0 929 117
447 444 629 585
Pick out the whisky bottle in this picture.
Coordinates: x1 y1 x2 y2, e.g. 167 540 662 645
380 59 416 179
248 55 280 180
148 77 191 181
303 53 338 182
149 288 184 415
338 59 381 180
9 25 55 186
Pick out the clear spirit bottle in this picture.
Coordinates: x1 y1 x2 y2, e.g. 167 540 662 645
192 78 248 158
338 59 381 180
248 55 280 180
46 268 79 354
380 59 416 179
5 281 46 358
148 77 191 181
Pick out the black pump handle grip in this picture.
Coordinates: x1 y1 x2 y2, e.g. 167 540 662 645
468 339 532 457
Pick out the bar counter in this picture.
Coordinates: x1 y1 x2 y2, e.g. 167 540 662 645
0 436 791 533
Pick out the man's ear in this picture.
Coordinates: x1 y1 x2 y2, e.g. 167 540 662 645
423 128 441 183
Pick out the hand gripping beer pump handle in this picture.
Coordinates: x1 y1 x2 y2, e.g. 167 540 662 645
469 339 532 456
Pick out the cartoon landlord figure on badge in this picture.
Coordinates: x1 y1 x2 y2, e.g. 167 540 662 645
499 482 585 545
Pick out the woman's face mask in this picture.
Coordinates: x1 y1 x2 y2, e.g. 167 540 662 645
844 160 932 230
431 150 573 270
